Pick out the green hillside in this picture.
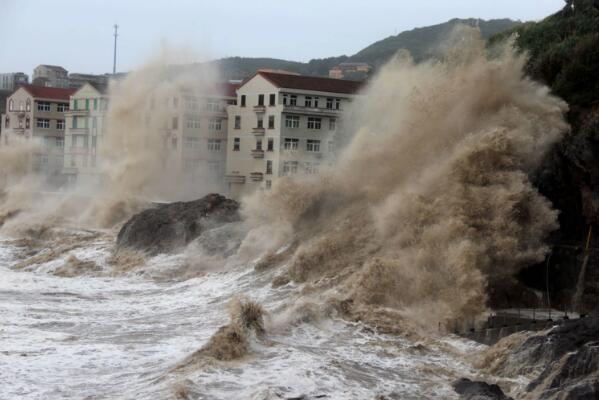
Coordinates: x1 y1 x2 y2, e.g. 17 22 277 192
213 18 522 80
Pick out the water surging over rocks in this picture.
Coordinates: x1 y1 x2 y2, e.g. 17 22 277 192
242 28 569 329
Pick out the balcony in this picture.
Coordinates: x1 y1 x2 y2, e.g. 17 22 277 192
283 105 341 117
253 105 266 113
65 109 89 117
69 127 89 134
12 127 25 134
252 127 265 136
68 146 89 155
251 149 264 159
250 172 263 181
225 174 246 184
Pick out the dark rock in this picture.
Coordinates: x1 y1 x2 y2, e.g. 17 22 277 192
452 378 512 400
492 315 599 399
116 194 239 255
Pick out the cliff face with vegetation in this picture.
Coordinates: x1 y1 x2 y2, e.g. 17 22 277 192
490 0 599 311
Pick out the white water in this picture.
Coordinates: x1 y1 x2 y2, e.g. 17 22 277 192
0 234 487 400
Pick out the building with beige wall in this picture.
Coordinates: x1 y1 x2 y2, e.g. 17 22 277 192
225 70 362 200
63 82 109 184
1 85 76 182
33 65 69 88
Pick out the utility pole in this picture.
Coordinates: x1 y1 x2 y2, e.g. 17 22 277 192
113 24 119 75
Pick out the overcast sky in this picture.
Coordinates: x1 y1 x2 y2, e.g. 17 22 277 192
0 0 564 76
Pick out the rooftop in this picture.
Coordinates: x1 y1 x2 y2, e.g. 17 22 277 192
20 85 77 101
251 70 363 94
37 64 68 73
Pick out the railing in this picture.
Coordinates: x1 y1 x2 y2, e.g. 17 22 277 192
252 127 265 135
251 149 264 158
250 172 263 181
253 105 266 113
283 105 341 116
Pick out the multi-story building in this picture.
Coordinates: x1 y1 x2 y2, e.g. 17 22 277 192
1 85 76 181
328 62 372 80
149 82 239 189
0 72 29 91
62 82 109 183
67 73 110 89
32 65 69 88
225 70 362 199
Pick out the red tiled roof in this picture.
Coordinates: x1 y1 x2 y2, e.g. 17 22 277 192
254 71 363 94
218 82 240 97
20 85 76 101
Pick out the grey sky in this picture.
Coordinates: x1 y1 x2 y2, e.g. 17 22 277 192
0 0 564 76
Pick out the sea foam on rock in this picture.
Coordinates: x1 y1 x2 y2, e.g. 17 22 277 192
116 193 239 255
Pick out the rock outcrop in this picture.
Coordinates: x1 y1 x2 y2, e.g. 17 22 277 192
487 315 599 399
452 378 512 400
116 194 239 255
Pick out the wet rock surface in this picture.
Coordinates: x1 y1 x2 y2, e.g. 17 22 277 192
491 315 599 399
452 378 512 400
116 194 239 254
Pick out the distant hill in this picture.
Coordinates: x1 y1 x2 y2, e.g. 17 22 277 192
213 18 522 80
349 18 522 65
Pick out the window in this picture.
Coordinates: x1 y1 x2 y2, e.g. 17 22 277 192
233 137 240 151
283 94 288 105
305 96 312 107
234 116 241 129
265 180 272 189
290 95 297 106
72 116 78 129
172 137 178 149
306 162 320 175
74 99 79 110
307 117 322 130
56 137 64 148
256 139 262 150
335 98 341 110
209 118 222 131
184 96 199 110
57 120 65 130
258 94 264 106
172 117 178 130
284 138 299 150
266 160 273 174
326 97 333 109
72 135 88 148
184 136 200 148
208 139 222 151
285 115 299 128
206 98 219 111
186 117 201 129
37 102 51 112
257 117 263 129
240 95 246 107
307 139 321 152
85 99 90 110
25 117 30 129
94 98 98 110
36 118 50 128
8 99 13 111
269 94 275 106
92 117 97 129
57 103 68 112
329 118 336 130
4 116 8 128
268 115 275 129
283 161 299 175
267 138 274 151
173 97 179 108
26 99 31 111
43 136 51 146
314 97 319 108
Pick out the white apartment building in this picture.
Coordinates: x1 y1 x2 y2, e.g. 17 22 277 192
63 82 109 183
1 85 76 182
225 70 362 199
152 83 238 190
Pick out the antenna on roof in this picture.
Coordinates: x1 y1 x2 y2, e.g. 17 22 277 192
113 24 119 75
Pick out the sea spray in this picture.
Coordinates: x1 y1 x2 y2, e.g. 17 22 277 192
240 27 569 329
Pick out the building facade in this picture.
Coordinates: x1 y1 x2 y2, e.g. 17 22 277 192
328 62 372 80
67 73 110 89
225 70 361 200
33 65 69 88
1 85 76 181
0 72 29 91
62 83 109 183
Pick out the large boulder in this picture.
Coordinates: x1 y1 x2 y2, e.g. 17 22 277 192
116 194 239 255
